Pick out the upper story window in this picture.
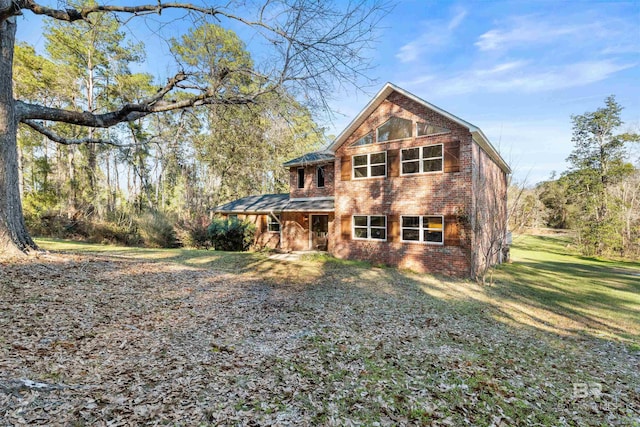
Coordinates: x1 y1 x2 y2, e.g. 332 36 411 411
353 151 386 179
417 122 450 137
268 214 281 232
297 168 305 188
401 144 443 175
316 166 325 188
353 215 386 240
401 215 443 244
377 117 412 142
350 132 374 147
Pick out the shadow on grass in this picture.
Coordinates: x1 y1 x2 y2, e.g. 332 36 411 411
34 236 640 345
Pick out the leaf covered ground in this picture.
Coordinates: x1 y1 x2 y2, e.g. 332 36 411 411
0 236 638 426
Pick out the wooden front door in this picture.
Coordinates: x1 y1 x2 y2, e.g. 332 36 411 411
310 215 329 250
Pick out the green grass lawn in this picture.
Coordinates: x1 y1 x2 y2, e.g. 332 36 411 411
4 234 632 425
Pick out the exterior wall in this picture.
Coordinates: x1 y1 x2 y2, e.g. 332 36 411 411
226 212 336 252
471 144 508 277
280 212 335 252
331 92 475 277
289 163 335 199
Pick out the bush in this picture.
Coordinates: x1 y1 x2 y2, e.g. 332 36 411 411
175 217 211 249
137 211 178 248
207 217 255 251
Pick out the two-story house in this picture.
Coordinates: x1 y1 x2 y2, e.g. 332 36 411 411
213 83 511 277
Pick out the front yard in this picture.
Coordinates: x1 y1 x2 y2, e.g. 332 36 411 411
0 236 638 425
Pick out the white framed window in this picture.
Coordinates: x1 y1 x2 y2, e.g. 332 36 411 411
401 144 443 175
377 117 413 142
297 168 305 188
401 215 443 244
317 166 325 188
353 151 386 179
268 214 281 233
353 215 386 240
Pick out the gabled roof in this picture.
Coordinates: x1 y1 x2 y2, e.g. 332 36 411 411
283 151 335 168
212 194 334 213
326 82 511 174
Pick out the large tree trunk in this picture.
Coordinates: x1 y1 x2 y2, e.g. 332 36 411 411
0 17 37 255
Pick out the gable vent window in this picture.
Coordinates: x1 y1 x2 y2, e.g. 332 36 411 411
377 116 413 142
297 168 305 188
350 132 374 147
401 144 443 175
417 122 450 137
353 151 386 179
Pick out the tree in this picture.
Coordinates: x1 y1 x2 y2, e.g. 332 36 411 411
0 0 388 255
564 95 639 255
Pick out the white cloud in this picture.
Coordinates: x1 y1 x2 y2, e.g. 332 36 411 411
424 60 636 96
396 6 467 63
474 14 634 54
448 6 467 31
475 20 583 52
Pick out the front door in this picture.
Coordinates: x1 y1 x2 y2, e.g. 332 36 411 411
310 215 329 250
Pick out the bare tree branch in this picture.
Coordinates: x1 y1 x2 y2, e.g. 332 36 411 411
16 71 262 128
22 119 122 146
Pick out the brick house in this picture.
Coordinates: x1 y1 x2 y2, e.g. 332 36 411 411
213 83 511 277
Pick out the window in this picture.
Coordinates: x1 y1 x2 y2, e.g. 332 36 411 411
401 144 443 175
297 168 305 188
268 214 281 232
317 166 325 188
353 215 386 240
377 117 412 142
353 151 386 179
350 132 374 147
417 122 450 137
401 215 443 244
228 214 238 221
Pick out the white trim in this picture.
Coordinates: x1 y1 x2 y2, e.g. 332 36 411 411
352 151 387 180
400 215 444 245
267 213 281 233
352 214 387 241
400 143 444 176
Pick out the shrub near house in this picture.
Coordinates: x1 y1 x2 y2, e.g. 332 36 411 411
214 83 511 277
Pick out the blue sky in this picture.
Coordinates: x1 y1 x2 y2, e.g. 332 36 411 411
15 0 640 184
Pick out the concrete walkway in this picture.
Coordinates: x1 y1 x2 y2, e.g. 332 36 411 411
267 250 326 261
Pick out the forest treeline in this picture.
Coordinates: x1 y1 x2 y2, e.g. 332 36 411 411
14 10 639 259
509 96 639 259
15 15 324 248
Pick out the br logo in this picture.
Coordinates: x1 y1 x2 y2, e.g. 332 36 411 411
572 382 602 399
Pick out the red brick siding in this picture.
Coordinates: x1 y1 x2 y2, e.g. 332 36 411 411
471 144 508 276
331 94 475 277
289 163 335 199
